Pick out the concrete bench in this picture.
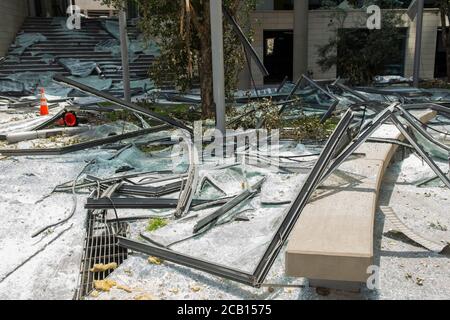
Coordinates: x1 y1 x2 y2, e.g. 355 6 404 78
285 109 437 289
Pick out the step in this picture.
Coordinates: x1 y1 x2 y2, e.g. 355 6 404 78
27 47 98 52
0 66 64 72
42 35 112 40
0 66 65 72
21 25 105 30
13 57 151 63
21 30 109 35
34 39 110 43
32 44 98 48
0 61 51 67
19 52 115 58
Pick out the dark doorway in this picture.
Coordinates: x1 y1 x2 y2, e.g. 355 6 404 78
34 0 70 17
435 28 447 78
274 0 294 10
128 1 139 19
263 30 293 84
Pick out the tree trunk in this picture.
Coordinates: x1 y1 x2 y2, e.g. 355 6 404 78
198 0 214 119
199 40 214 119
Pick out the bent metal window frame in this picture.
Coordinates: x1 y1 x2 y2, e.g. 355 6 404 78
117 109 356 287
51 75 450 287
118 104 450 287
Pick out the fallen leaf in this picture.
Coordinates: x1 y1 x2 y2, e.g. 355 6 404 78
90 262 118 273
428 221 448 231
190 286 201 292
94 279 117 292
117 284 132 293
148 256 163 265
134 294 156 300
316 287 330 296
416 277 424 286
90 290 100 298
124 269 133 276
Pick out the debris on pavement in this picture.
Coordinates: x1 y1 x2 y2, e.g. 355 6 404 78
94 279 117 292
0 21 449 300
90 263 118 273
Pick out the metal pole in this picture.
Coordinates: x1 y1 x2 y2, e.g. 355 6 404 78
412 0 424 87
293 0 309 80
119 9 131 102
209 0 226 134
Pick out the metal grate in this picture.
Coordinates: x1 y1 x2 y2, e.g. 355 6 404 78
76 211 129 299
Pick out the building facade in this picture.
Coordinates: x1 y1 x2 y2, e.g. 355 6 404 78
0 1 30 57
0 0 447 87
0 0 112 57
240 0 446 88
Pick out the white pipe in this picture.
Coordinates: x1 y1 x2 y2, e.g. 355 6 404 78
7 126 90 144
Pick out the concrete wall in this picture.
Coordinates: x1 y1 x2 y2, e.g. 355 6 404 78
0 0 28 57
404 9 441 79
74 0 112 10
240 8 442 88
309 9 441 80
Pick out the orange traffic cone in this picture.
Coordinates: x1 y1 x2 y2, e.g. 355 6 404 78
39 88 49 116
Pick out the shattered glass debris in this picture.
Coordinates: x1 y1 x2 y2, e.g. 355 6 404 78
0 80 24 95
95 39 123 57
10 33 47 56
68 76 113 92
1 15 449 301
59 59 98 78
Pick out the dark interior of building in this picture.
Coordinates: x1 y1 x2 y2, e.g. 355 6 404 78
435 28 447 79
32 0 71 17
263 30 294 84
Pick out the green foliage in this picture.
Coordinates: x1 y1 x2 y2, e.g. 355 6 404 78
139 144 169 153
146 218 168 232
287 116 339 141
227 98 282 130
100 0 257 114
317 1 405 85
420 79 450 89
137 100 202 122
104 110 141 125
320 0 407 9
227 98 338 141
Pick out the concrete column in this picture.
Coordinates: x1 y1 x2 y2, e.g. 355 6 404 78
210 0 226 134
293 0 309 80
413 0 424 87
